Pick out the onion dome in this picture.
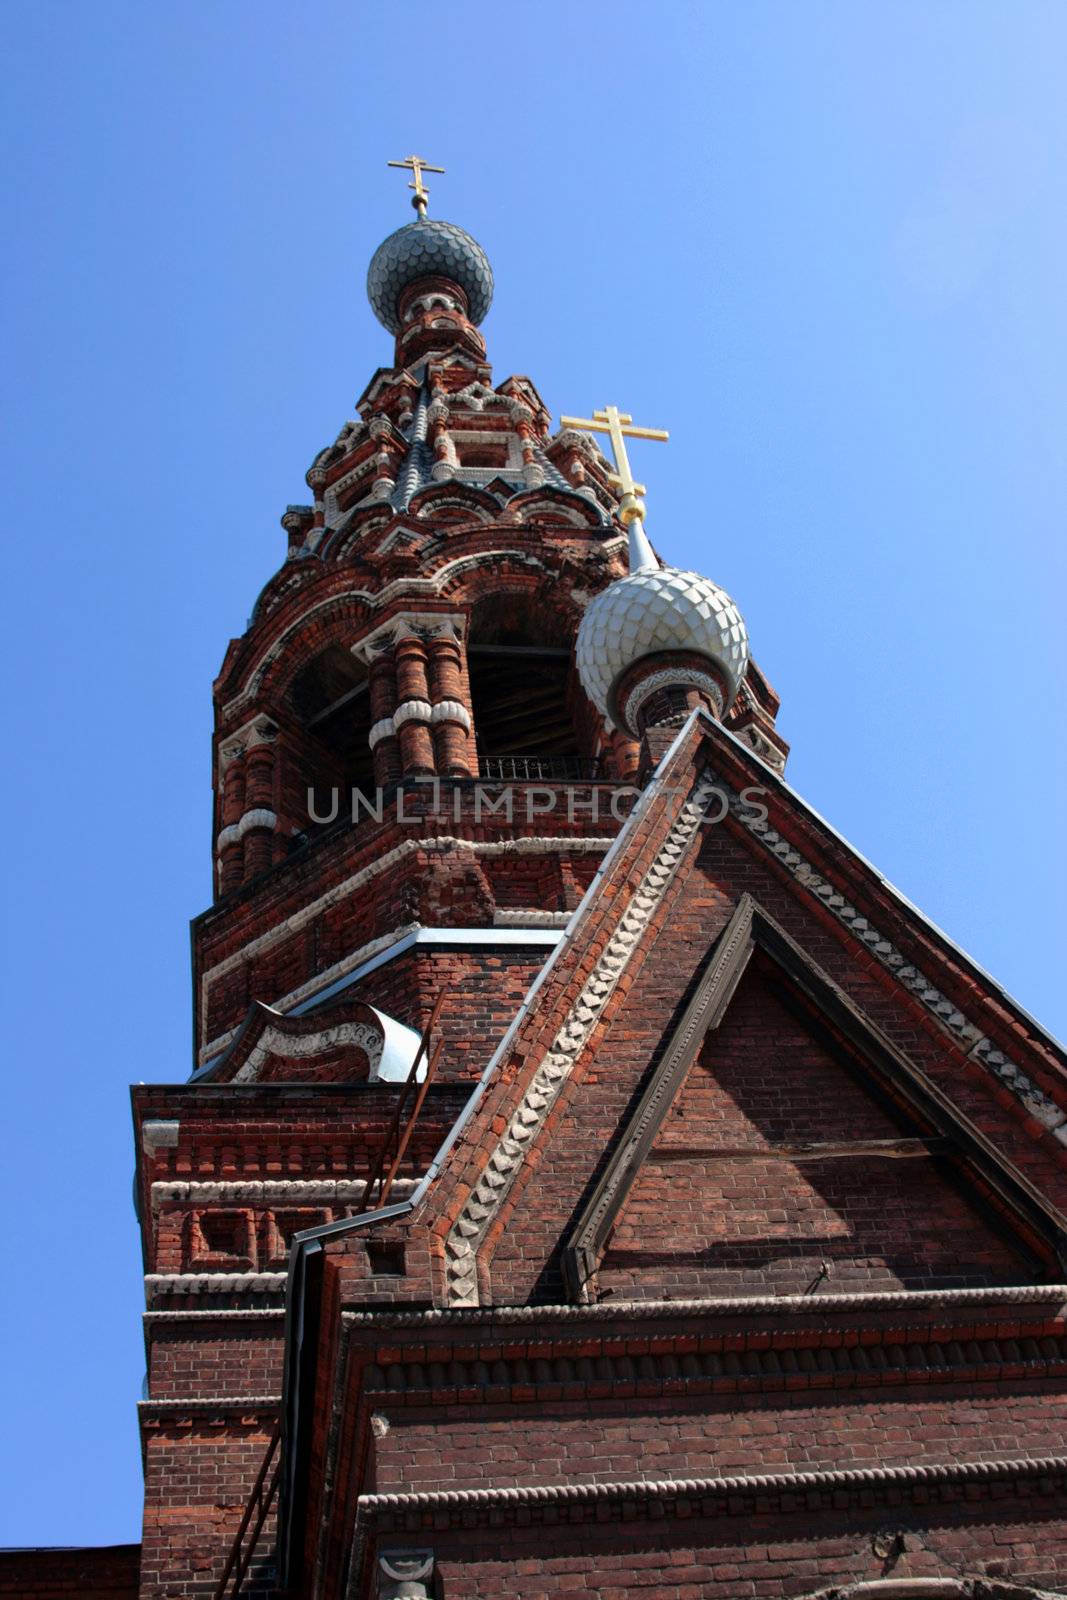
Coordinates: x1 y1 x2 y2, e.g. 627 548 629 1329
366 217 494 334
576 553 749 736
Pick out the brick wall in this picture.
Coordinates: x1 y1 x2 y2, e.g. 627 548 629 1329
0 1544 140 1598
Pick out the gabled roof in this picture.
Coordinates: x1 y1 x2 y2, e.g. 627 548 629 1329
561 891 1067 1301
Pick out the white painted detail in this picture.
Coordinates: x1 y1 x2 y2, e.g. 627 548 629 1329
142 1119 180 1155
431 700 471 730
445 774 719 1305
493 909 572 927
231 1018 385 1083
392 699 433 729
368 717 396 749
621 667 723 735
150 1177 419 1213
216 809 277 853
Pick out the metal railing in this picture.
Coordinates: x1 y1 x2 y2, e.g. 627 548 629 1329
477 754 602 782
212 1419 281 1600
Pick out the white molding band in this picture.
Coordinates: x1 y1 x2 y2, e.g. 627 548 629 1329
150 1177 419 1214
493 909 572 928
216 808 277 853
445 775 718 1305
230 1019 385 1084
368 717 396 749
620 667 723 736
392 699 433 729
431 699 471 730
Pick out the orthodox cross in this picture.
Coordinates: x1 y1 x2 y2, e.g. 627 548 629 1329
559 405 668 526
387 154 445 218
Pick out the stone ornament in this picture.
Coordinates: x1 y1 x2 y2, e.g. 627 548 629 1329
445 774 720 1305
376 1550 434 1600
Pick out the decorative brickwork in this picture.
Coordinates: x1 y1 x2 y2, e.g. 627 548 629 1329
16 197 1064 1600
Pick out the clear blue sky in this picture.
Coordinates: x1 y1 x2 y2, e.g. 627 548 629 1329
1 0 1065 1549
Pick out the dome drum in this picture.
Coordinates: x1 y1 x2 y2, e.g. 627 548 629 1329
614 650 729 737
366 218 494 335
575 563 749 736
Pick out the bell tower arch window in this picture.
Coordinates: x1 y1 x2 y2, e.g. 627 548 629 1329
466 593 591 777
290 643 375 795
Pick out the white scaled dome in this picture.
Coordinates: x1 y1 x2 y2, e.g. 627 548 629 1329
576 565 749 729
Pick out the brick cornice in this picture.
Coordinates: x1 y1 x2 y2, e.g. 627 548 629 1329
354 1452 1067 1533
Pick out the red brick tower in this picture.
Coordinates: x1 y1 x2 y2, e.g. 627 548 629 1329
128 178 1067 1600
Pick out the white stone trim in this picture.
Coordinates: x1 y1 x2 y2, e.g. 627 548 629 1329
145 1272 287 1299
142 1119 180 1156
222 555 552 712
620 667 723 736
150 1177 418 1214
718 777 1067 1142
198 836 614 1051
216 808 277 852
351 611 466 665
218 715 278 770
493 909 572 928
431 699 471 730
230 1019 385 1084
445 775 719 1305
392 699 433 729
368 717 396 749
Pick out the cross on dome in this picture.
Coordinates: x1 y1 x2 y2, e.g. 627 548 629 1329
560 404 668 572
387 153 446 218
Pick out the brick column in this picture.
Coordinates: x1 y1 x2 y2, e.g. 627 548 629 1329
218 752 245 896
242 742 276 879
427 634 474 777
368 653 401 788
607 729 641 784
393 635 436 776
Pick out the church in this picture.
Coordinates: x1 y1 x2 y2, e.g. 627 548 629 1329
6 159 1067 1599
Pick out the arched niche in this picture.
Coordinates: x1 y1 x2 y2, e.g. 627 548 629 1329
290 642 375 794
466 591 591 777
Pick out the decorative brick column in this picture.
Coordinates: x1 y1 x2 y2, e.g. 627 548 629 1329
427 633 473 777
217 749 245 896
393 635 436 777
428 391 458 482
607 728 641 784
368 653 401 788
241 734 277 879
510 399 545 488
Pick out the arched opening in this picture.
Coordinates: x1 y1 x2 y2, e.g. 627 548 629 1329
290 643 375 796
466 593 591 779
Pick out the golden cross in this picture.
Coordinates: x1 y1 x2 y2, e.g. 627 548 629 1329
559 405 669 526
387 154 446 218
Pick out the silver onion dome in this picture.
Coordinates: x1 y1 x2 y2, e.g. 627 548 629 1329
576 564 749 732
366 217 494 334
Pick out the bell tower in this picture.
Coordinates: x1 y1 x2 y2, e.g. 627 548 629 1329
132 167 790 1598
129 166 1067 1600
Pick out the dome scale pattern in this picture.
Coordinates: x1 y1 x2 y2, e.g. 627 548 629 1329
366 218 494 334
576 566 750 729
